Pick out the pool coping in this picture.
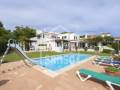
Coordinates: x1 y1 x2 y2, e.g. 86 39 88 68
32 55 96 78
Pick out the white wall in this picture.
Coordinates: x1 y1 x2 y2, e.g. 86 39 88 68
58 33 79 40
30 32 79 52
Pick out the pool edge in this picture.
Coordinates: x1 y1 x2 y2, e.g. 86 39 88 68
32 55 96 78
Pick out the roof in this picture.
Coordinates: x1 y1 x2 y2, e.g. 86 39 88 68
61 32 73 34
114 37 120 40
101 32 111 35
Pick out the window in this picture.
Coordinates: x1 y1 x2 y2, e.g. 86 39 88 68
56 42 61 47
51 35 56 39
74 36 77 40
38 44 47 46
37 34 41 39
62 36 67 39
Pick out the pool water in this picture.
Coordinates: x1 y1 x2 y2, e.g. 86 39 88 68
32 54 90 71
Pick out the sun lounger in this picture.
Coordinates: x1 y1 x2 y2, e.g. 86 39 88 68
93 56 113 64
93 60 120 68
97 56 113 60
95 56 113 62
76 69 120 90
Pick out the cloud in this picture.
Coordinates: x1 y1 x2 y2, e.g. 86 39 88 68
0 0 120 36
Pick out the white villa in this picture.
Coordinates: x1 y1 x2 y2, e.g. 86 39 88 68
29 31 115 52
30 31 79 52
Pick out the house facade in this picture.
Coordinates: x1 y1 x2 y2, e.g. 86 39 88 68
30 32 63 52
29 31 115 52
29 31 80 52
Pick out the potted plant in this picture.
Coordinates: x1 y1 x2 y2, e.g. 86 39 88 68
104 66 120 76
112 55 120 61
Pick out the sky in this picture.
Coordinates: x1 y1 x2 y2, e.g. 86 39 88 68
0 0 120 36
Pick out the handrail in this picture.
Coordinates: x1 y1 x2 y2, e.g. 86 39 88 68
8 39 17 46
0 39 17 65
0 39 34 66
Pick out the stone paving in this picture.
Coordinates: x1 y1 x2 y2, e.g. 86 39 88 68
0 59 120 90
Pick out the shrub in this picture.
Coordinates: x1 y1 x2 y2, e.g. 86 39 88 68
111 43 120 53
105 66 119 72
102 49 112 54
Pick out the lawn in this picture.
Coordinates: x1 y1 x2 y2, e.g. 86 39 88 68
0 51 64 63
0 51 110 63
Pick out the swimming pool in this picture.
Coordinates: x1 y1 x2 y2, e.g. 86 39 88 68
32 54 91 71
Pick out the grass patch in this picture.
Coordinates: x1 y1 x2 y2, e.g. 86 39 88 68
0 51 64 63
27 51 64 58
0 52 23 63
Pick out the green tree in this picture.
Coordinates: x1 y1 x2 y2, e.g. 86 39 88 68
88 36 114 46
93 36 103 43
103 36 114 45
86 36 103 49
111 43 120 53
103 36 114 41
0 21 3 28
13 26 36 50
86 36 103 44
0 21 12 55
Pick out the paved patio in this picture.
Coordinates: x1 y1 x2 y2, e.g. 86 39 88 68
0 58 120 90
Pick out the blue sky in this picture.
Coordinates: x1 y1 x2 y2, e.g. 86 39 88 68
0 0 120 36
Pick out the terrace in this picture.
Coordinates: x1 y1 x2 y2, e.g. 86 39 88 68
0 53 120 90
0 38 119 90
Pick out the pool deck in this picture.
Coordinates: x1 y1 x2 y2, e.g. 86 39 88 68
0 57 120 90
